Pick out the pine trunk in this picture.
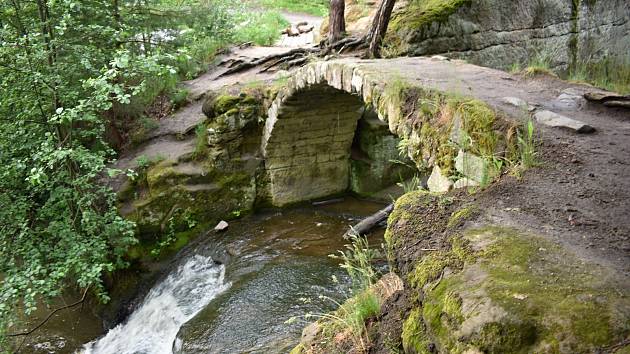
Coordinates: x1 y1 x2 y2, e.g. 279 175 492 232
328 0 346 43
367 0 396 58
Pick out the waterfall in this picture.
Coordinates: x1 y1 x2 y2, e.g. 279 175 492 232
81 255 230 354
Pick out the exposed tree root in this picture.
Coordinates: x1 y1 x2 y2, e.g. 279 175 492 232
218 36 369 77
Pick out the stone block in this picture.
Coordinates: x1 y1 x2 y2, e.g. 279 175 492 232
427 165 452 193
268 161 349 206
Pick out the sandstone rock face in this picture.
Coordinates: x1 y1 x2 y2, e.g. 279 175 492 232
392 0 630 71
262 84 365 206
350 109 416 196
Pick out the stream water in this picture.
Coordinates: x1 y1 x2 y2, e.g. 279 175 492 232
21 198 386 354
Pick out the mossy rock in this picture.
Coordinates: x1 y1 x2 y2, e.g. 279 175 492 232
386 0 472 54
404 226 630 353
127 171 256 238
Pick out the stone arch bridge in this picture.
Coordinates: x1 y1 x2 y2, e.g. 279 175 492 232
260 57 539 206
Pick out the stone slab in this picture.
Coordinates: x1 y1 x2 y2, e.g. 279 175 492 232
534 110 595 134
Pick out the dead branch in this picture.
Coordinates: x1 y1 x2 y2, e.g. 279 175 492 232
7 286 90 338
344 203 394 238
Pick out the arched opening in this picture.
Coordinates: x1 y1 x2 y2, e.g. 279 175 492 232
262 84 414 206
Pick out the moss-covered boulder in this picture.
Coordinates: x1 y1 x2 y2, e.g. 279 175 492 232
399 227 630 353
117 86 272 257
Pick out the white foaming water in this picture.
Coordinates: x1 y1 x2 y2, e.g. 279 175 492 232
81 255 230 354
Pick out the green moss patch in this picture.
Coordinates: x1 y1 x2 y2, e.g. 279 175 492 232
407 226 630 353
385 0 471 54
374 78 512 180
402 307 432 354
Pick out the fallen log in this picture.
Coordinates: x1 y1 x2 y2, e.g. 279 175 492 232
312 197 345 206
344 203 394 238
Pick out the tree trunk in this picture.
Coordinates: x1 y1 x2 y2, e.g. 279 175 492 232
366 0 396 58
328 0 345 44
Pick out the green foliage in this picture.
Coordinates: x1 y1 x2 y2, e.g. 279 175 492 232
517 119 538 170
234 10 290 46
397 175 424 193
569 57 630 95
260 0 329 17
330 231 380 291
522 51 557 77
0 0 275 343
192 123 210 161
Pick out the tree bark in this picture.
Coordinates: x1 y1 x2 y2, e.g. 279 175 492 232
328 0 345 44
366 0 396 58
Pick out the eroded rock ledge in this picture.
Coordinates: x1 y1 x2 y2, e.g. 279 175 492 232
387 0 630 71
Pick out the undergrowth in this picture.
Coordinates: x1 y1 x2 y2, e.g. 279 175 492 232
259 0 329 17
288 232 381 352
192 123 209 161
568 57 630 95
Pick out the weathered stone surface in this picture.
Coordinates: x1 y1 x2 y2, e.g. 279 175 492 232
501 96 528 110
455 150 489 184
391 0 630 72
262 83 364 206
535 110 595 134
427 166 452 193
268 161 350 207
386 194 630 354
552 88 587 110
454 177 480 189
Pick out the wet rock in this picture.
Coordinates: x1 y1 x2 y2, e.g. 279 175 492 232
214 220 229 232
455 150 489 184
534 110 595 134
427 165 452 193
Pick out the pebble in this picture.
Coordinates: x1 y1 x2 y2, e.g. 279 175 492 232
214 220 229 232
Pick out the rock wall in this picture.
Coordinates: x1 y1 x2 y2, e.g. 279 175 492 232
389 0 630 71
262 85 364 206
350 109 415 196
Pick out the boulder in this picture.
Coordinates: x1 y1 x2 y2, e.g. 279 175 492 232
454 177 480 189
501 96 528 110
534 110 595 134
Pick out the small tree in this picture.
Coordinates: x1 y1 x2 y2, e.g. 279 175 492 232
366 0 397 58
329 0 346 43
